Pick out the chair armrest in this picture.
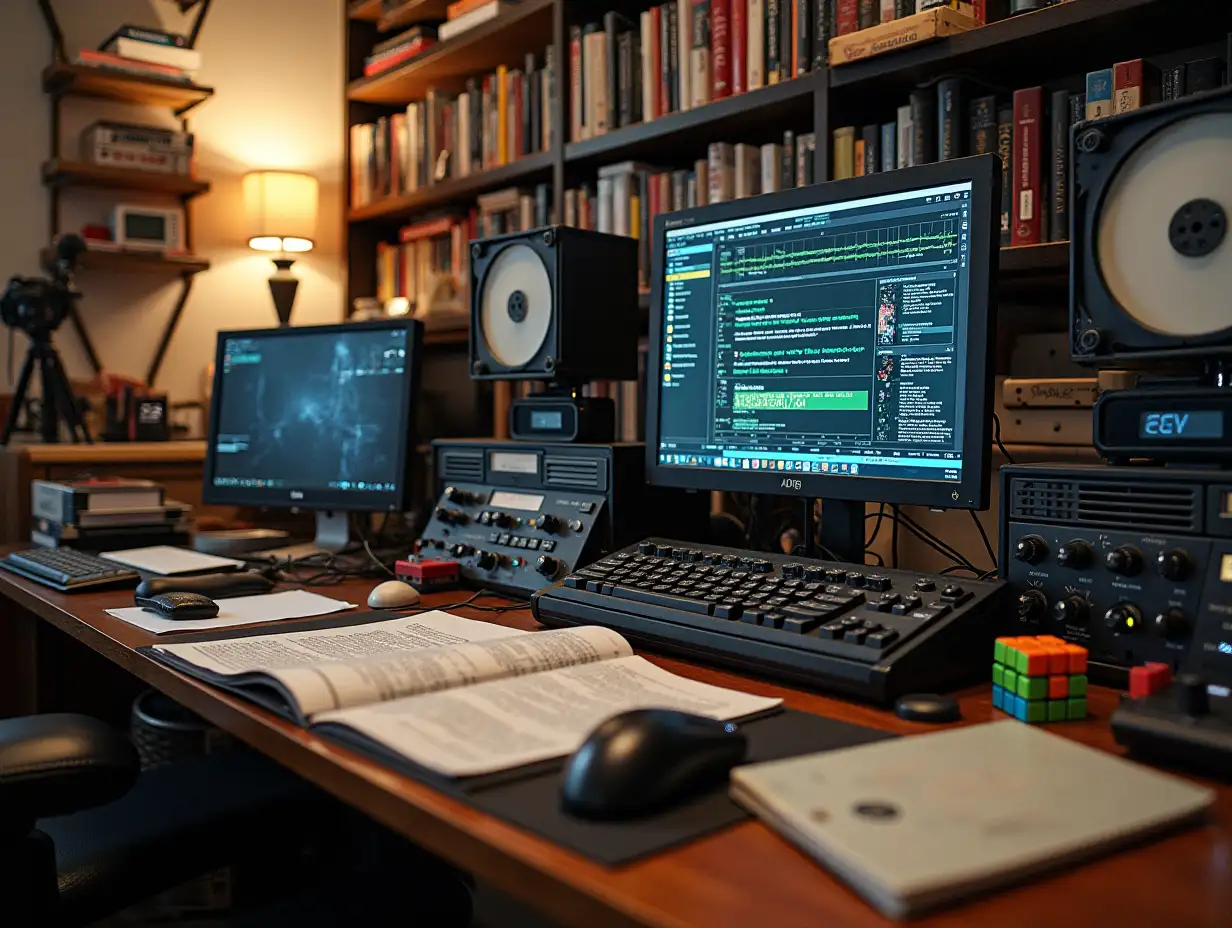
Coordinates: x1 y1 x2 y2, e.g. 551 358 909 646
0 714 138 824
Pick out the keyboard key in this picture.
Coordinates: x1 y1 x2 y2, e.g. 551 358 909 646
600 583 617 595
823 569 847 584
844 626 870 644
846 572 865 587
819 621 847 639
864 575 892 592
563 575 586 588
910 604 952 621
864 629 899 649
751 559 773 573
714 603 743 620
739 610 764 625
802 582 823 592
781 579 802 590
802 567 826 582
764 613 786 629
890 595 923 616
585 580 604 593
781 604 828 621
765 596 790 607
612 585 713 615
780 615 821 633
913 579 936 592
940 584 964 600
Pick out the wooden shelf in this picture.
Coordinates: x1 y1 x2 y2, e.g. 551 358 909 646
423 323 470 347
829 0 1232 92
348 150 554 223
566 75 820 169
43 63 214 113
42 159 210 199
347 0 554 103
1000 241 1068 277
46 248 210 276
347 0 384 21
378 0 451 32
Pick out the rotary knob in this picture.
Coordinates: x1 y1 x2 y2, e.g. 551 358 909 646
1051 595 1089 627
450 543 473 558
1055 540 1094 570
531 513 560 533
1013 534 1049 565
1104 602 1143 635
1105 546 1143 577
1015 589 1048 623
475 550 498 571
1152 607 1192 642
1177 672 1210 717
566 518 584 533
1156 548 1193 582
444 486 471 504
535 555 561 578
434 506 466 526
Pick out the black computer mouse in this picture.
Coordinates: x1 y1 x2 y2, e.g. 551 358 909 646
560 708 748 820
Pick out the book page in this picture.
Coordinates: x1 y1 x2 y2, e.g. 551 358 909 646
315 655 782 777
268 625 633 719
154 611 526 719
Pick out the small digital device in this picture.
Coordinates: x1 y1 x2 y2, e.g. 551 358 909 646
1095 386 1232 464
646 156 1000 558
111 204 185 252
203 319 423 553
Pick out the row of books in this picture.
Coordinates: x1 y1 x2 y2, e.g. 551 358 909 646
363 24 438 77
563 131 817 287
833 50 1230 246
373 183 554 310
349 48 556 209
74 23 201 83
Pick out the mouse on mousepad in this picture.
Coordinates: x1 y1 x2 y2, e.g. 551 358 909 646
467 710 894 866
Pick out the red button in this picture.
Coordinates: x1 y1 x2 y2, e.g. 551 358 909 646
1129 662 1173 699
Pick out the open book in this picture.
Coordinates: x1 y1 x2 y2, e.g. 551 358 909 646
151 611 781 778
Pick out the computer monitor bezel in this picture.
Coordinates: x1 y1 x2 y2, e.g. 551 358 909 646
202 318 423 513
644 154 1001 512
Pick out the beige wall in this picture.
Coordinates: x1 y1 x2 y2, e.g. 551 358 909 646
0 0 345 411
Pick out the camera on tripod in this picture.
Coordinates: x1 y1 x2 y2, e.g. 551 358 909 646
1 234 91 445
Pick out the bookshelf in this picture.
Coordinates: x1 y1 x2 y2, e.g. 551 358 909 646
42 63 214 114
41 158 212 199
343 0 1232 438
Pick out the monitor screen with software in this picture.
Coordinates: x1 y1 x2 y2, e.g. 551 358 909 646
644 155 1000 512
203 319 422 514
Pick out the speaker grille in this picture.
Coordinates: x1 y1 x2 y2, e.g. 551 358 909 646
439 449 483 484
1009 477 1199 532
544 456 606 491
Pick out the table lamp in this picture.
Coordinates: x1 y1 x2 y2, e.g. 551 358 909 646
243 171 319 325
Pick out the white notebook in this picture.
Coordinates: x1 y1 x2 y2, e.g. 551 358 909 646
101 545 245 575
731 721 1214 920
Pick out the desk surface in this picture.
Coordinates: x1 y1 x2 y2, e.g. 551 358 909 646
2 571 1228 928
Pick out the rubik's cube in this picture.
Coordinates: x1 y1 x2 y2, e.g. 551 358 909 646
992 635 1088 723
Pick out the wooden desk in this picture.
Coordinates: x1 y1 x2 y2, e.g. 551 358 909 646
1 572 1228 927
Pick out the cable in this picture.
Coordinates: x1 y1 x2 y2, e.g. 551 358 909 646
865 503 888 547
891 505 900 569
992 412 1016 465
866 509 980 573
385 590 529 615
969 510 997 572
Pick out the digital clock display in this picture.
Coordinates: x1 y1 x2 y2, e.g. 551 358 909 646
1138 410 1224 440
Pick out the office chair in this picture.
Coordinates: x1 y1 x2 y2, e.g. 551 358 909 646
0 712 322 927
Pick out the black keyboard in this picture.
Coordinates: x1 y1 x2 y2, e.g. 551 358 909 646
1 547 141 592
532 538 1009 704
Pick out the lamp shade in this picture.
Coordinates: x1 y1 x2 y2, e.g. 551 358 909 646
243 171 319 253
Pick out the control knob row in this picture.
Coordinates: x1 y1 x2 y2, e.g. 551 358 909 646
1016 593 1192 642
1014 535 1193 580
434 506 468 526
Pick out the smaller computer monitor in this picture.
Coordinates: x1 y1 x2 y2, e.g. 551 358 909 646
203 319 423 524
645 155 1000 513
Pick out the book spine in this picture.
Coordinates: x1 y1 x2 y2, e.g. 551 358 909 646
1184 57 1222 95
652 6 666 117
468 81 483 168
1084 68 1113 120
779 0 792 82
1011 86 1043 247
937 77 963 161
1068 92 1085 126
880 121 895 172
712 0 732 98
570 26 584 140
894 0 911 17
1113 58 1157 113
524 59 536 156
861 125 878 174
732 0 747 94
735 142 759 197
835 0 858 36
797 133 814 185
748 0 765 89
910 89 936 165
814 0 831 70
803 132 816 185
879 0 895 22
631 33 643 125
895 104 912 169
1162 64 1185 101
678 0 693 111
832 126 854 179
996 105 1011 245
858 0 876 29
794 0 810 76
968 94 996 156
853 138 865 176
604 14 621 133
618 31 634 127
971 0 985 25
641 11 659 120
1048 88 1068 244
667 3 680 113
781 129 795 188
761 142 781 192
708 142 735 202
692 1 713 108
766 0 781 83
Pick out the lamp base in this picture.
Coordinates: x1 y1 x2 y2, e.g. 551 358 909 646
268 257 299 326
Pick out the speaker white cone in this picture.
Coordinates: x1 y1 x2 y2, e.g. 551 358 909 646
1097 113 1232 338
479 243 552 368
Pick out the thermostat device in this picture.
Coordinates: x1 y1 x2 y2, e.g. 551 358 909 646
111 204 185 252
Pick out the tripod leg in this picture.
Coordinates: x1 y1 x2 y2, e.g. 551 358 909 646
1 345 39 445
38 348 60 443
46 350 90 444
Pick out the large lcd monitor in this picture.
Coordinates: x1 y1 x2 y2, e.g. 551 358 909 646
645 155 1000 512
203 319 423 515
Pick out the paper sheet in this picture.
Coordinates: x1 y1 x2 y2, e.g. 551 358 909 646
108 589 356 634
101 545 246 575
